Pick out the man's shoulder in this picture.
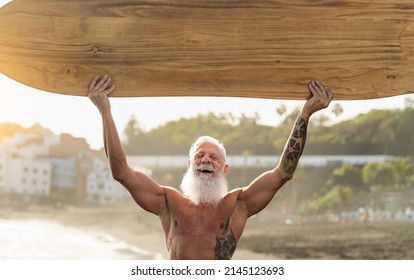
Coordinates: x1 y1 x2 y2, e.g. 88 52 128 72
163 186 182 196
225 187 244 200
163 186 191 204
228 187 244 195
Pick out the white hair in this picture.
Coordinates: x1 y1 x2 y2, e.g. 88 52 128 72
189 136 227 161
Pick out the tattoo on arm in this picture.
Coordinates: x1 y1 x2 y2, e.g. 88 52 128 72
282 116 308 175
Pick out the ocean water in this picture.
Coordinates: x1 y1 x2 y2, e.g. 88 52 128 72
0 219 164 260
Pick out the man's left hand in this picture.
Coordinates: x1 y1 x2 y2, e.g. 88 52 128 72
302 80 333 118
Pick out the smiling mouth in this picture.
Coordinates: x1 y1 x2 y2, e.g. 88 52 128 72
197 165 215 174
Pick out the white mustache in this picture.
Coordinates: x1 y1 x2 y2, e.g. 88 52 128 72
196 163 215 172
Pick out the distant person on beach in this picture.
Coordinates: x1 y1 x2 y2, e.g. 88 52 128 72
88 75 333 260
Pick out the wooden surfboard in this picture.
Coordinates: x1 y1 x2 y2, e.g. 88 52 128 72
1 0 414 100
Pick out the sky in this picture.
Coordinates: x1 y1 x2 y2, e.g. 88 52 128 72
2 73 412 150
1 0 413 150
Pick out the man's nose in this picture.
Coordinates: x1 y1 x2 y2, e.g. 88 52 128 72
201 155 211 163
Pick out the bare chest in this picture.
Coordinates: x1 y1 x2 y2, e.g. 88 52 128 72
161 190 245 259
168 204 237 259
173 205 231 234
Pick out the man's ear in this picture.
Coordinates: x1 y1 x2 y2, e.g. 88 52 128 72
188 159 191 167
223 164 229 175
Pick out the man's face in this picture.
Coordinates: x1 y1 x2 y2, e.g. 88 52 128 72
190 142 229 179
182 141 229 206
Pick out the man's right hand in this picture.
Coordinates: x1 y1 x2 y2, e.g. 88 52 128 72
88 75 116 115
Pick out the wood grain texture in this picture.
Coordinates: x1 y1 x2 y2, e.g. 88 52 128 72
1 0 414 99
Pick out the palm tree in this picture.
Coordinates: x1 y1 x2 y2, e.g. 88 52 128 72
275 104 287 117
331 103 344 118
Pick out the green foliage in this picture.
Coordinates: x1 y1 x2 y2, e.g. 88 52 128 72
299 157 414 214
362 162 395 191
123 112 278 155
122 107 414 156
307 108 414 155
301 185 354 213
327 164 365 192
362 157 414 191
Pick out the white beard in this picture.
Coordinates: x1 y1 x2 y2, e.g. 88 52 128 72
180 163 228 207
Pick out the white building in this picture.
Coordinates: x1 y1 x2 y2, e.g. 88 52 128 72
39 156 77 195
0 133 55 196
7 157 52 196
0 150 10 190
86 158 129 204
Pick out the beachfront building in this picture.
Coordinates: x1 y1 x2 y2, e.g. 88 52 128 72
0 150 10 191
0 131 102 201
0 129 139 203
0 134 60 197
0 133 54 196
86 158 129 204
7 157 52 196
50 133 107 199
38 156 77 199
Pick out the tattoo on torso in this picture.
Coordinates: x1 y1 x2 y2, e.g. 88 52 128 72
282 116 308 175
215 218 236 260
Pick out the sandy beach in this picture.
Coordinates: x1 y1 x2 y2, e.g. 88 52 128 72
1 201 413 260
240 217 414 260
0 201 273 260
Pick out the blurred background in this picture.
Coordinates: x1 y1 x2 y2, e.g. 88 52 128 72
1 75 414 259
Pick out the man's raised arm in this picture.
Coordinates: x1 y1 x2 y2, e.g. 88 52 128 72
281 80 333 177
88 75 166 215
238 80 333 217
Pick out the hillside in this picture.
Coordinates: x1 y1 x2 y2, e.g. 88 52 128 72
122 107 414 156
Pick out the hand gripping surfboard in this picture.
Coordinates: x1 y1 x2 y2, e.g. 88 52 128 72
1 0 414 99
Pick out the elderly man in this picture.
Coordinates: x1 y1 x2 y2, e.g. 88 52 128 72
88 75 332 259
